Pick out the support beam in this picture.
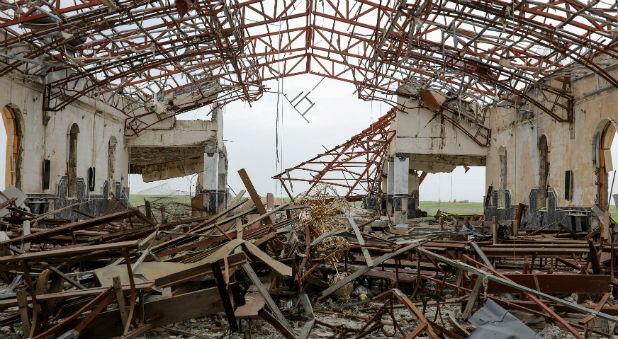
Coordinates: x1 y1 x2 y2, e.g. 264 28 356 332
238 168 272 225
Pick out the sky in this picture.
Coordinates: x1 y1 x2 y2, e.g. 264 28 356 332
128 74 489 202
0 74 615 203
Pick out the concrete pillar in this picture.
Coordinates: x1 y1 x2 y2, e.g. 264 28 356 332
203 151 219 191
202 150 221 214
217 153 227 207
386 159 394 216
194 106 227 215
393 153 409 224
408 169 420 216
217 154 227 189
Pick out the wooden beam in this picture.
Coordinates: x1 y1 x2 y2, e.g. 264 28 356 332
211 261 238 332
1 209 138 245
80 287 224 339
0 240 140 264
418 248 618 324
461 277 483 319
320 238 431 299
238 168 272 224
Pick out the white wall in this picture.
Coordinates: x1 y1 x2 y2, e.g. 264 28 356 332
391 96 487 168
486 67 618 207
0 75 128 195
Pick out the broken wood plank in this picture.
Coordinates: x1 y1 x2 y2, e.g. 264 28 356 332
211 261 238 332
2 209 138 245
242 263 294 335
80 287 223 339
238 168 272 224
0 240 140 264
347 216 373 266
461 275 483 320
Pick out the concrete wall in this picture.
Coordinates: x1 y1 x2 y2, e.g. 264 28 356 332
0 75 128 197
378 93 489 220
127 119 221 182
391 96 486 173
0 71 227 221
486 67 618 209
484 65 618 229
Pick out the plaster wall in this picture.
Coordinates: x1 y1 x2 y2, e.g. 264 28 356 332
0 75 128 196
486 66 618 208
391 96 487 173
127 110 224 183
127 119 218 147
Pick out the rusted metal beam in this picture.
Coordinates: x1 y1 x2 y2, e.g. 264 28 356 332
238 168 272 225
1 209 138 245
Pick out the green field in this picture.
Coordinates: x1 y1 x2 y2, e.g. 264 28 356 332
418 201 484 216
129 194 191 206
129 195 483 214
128 195 618 220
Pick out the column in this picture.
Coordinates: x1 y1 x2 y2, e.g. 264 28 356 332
393 153 409 224
408 169 420 217
202 150 219 213
386 159 394 216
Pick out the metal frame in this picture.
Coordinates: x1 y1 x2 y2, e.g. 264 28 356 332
273 107 396 201
1 0 616 134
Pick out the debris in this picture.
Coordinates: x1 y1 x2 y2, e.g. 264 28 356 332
468 299 541 339
0 177 613 339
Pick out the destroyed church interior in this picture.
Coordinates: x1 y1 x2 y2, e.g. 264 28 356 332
2 0 618 337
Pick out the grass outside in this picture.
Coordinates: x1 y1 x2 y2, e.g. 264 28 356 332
129 195 484 214
128 195 618 219
129 194 191 206
418 201 484 216
420 201 618 219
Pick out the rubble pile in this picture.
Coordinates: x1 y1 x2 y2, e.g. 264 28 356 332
0 176 615 339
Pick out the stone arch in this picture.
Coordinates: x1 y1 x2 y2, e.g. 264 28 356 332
67 123 80 197
1 105 23 190
593 118 618 208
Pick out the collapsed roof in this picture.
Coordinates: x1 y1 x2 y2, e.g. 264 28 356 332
1 0 617 133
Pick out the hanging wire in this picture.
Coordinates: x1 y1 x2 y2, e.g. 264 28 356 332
280 76 285 196
275 75 281 165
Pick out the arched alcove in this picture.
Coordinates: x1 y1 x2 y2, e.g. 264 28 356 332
594 119 618 208
1 105 22 190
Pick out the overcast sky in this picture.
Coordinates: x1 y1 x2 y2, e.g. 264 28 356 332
130 74 488 202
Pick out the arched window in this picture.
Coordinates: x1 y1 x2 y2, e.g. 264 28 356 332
108 136 117 185
595 120 617 208
1 105 21 190
67 124 79 197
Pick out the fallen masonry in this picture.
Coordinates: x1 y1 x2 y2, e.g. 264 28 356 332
0 171 614 339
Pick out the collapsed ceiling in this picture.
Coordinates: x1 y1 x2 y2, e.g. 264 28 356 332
1 0 617 133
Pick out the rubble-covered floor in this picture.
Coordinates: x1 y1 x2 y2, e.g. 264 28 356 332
0 179 614 339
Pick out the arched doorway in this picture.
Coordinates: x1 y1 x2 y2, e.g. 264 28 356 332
538 135 549 207
68 123 79 197
1 105 21 190
595 120 617 209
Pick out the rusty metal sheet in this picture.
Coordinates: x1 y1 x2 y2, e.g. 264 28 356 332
471 274 611 294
